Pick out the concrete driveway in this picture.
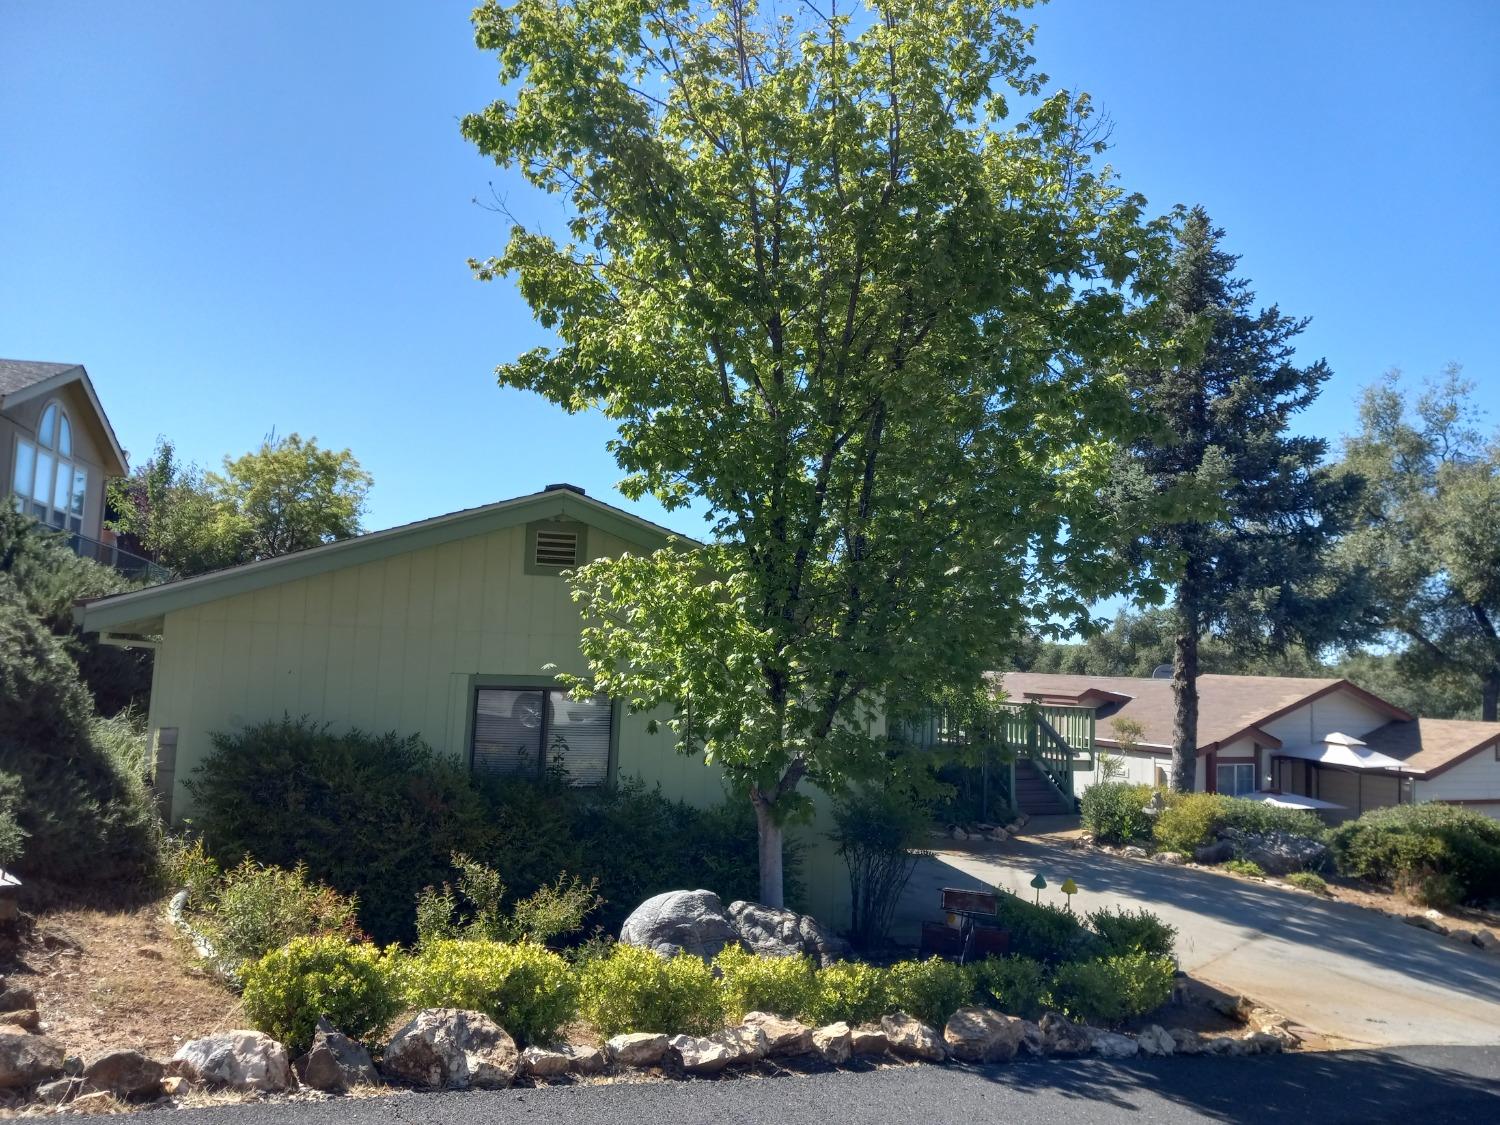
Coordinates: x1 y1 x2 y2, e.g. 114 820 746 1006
894 827 1500 1047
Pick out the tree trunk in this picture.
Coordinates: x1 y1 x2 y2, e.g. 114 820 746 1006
1484 667 1500 723
1171 612 1200 792
751 794 785 907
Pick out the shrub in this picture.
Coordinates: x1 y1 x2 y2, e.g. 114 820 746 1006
884 957 973 1026
803 961 891 1026
992 891 1096 964
241 935 402 1052
403 939 578 1045
1223 858 1265 877
1086 907 1176 959
1080 783 1154 845
415 853 599 947
1152 792 1228 855
0 772 26 869
715 946 818 1021
1284 871 1328 895
163 834 222 909
576 943 724 1036
203 861 362 968
1329 803 1500 906
971 955 1048 1020
1047 953 1175 1025
1217 798 1326 841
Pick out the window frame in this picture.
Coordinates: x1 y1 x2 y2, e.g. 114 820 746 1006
466 676 617 788
1216 761 1257 797
11 400 88 533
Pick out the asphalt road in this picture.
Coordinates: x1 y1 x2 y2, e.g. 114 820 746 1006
156 1049 1500 1125
895 831 1500 1046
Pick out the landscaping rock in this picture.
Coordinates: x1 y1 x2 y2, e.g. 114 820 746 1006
1240 1031 1283 1055
1168 1028 1208 1056
989 829 1009 842
727 901 850 966
1121 845 1149 859
1089 1031 1138 1059
561 1044 606 1075
619 890 741 961
1153 851 1187 865
380 1009 518 1090
667 1034 736 1075
742 1012 813 1057
943 1007 1025 1063
0 1030 63 1089
82 1050 165 1100
1038 1013 1092 1057
160 1076 184 1097
170 1031 292 1093
296 1019 378 1093
811 1022 852 1065
1135 1025 1175 1057
1203 1036 1238 1056
1016 1020 1045 1056
63 1055 83 1077
721 1024 769 1063
951 827 969 841
1222 829 1329 876
606 1033 669 1068
1193 839 1235 865
849 1025 889 1056
1446 928 1480 946
1473 928 1498 952
0 985 35 1014
37 1077 79 1106
1 1009 39 1031
881 1014 946 1062
520 1047 571 1080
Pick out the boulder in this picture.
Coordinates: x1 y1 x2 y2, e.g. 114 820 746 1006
37 1077 80 1106
1154 852 1187 866
727 901 850 966
1122 845 1149 860
849 1025 889 1056
1089 1031 1138 1059
160 1076 184 1097
1016 1020 1045 1057
721 1024 769 1063
82 1049 164 1100
620 890 741 961
880 1013 946 1062
606 1033 668 1068
379 1009 519 1090
562 1044 606 1075
942 1007 1025 1063
1193 839 1235 865
520 1047 571 1080
667 1034 737 1075
1202 1036 1237 1056
0 1009 39 1031
1239 1031 1283 1055
170 1031 292 1093
0 985 35 1014
1447 928 1480 946
1473 928 1498 952
296 1019 378 1093
0 1030 64 1090
811 1022 852 1065
1135 1025 1175 1057
741 1012 813 1057
1168 1027 1208 1056
1038 1013 1092 1058
1221 829 1329 876
988 829 1009 843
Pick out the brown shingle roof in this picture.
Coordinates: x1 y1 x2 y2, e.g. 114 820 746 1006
0 359 81 399
1359 718 1500 777
995 672 1408 755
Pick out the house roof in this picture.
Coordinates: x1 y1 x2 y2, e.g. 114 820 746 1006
75 485 698 635
995 672 1412 755
0 359 129 476
1358 717 1500 778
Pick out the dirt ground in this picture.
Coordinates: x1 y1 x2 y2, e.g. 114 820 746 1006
6 901 242 1061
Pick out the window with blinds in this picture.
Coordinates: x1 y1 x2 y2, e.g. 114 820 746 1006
471 687 612 787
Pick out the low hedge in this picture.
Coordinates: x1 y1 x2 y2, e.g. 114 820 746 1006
715 945 817 1022
1330 803 1500 906
403 939 578 1046
576 942 724 1036
1080 783 1154 845
802 960 891 1026
1153 792 1325 855
242 935 402 1052
1047 952 1175 1025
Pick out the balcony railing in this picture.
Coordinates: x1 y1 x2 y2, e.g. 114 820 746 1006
64 531 174 585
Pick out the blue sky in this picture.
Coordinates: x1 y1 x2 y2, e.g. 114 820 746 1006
1 0 1495 540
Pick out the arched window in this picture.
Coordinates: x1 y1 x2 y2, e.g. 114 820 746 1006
10 400 88 533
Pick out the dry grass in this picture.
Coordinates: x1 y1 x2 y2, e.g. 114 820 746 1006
7 900 242 1060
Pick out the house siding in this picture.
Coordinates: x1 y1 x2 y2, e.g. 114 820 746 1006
1417 745 1500 819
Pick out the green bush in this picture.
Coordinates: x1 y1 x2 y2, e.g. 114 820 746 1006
1152 792 1227 855
1086 907 1176 959
576 943 724 1036
885 957 973 1027
971 955 1048 1020
0 771 26 869
163 834 223 909
1080 783 1154 845
1047 953 1175 1025
0 583 161 898
803 960 891 1026
203 861 363 968
1284 871 1328 895
992 891 1096 964
242 935 403 1052
1329 803 1500 906
415 853 599 947
714 945 818 1021
1218 798 1326 841
1223 858 1265 877
403 939 578 1046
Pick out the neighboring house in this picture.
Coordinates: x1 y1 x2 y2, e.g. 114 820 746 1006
0 358 161 579
74 484 856 918
999 672 1500 822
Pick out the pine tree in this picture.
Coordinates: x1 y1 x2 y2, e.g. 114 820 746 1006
1129 208 1362 791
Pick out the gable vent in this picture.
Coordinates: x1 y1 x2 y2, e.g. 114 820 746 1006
534 529 580 568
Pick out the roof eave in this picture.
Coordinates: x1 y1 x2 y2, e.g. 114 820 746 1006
1 365 129 476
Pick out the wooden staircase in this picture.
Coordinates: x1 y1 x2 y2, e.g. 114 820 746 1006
1013 757 1073 816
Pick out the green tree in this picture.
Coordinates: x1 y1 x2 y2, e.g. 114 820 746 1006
1336 367 1500 719
1123 208 1362 791
110 434 372 576
463 0 1172 903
